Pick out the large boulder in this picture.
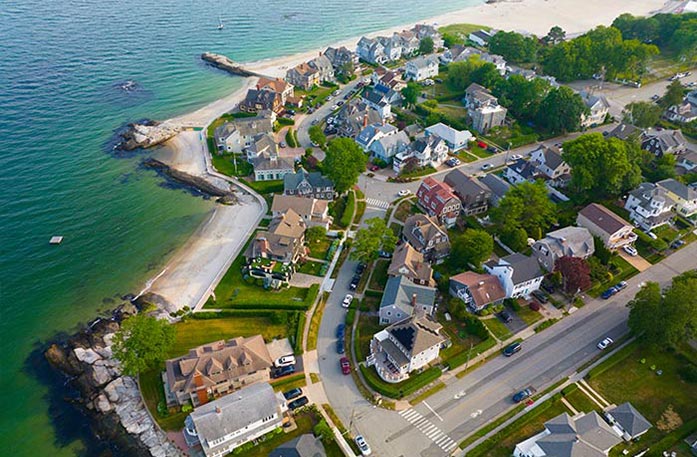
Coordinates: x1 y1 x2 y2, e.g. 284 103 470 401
74 347 102 364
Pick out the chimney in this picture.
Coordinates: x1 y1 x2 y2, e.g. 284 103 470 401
411 293 417 306
363 113 369 128
382 117 386 126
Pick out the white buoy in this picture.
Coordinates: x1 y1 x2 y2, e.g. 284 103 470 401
49 236 64 245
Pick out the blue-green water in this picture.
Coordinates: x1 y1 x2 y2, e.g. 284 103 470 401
0 0 481 455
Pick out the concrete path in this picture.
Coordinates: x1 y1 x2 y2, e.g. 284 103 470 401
618 249 652 272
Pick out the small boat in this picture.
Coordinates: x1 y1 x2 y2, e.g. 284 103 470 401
217 16 224 30
50 236 64 245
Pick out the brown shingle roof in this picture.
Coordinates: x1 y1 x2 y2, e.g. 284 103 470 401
450 272 505 308
578 203 631 236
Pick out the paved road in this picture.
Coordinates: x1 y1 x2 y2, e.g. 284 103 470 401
318 242 697 457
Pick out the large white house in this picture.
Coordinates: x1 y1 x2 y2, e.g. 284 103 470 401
624 182 676 231
404 55 439 81
425 122 473 151
484 253 544 299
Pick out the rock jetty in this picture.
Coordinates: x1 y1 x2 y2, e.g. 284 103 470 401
201 52 261 77
119 121 181 151
143 158 238 204
45 306 184 457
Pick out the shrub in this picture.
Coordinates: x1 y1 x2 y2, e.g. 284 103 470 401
505 298 521 312
277 117 294 126
339 192 356 228
679 363 697 383
529 302 541 311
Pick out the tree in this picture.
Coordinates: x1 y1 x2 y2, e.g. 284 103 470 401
592 236 612 265
470 62 503 89
627 271 697 348
350 217 397 263
446 56 484 91
419 36 434 54
562 133 642 199
642 153 676 182
313 419 333 442
308 124 327 149
449 229 494 270
544 26 566 45
536 86 587 134
488 31 540 63
499 225 528 252
306 226 327 245
493 74 550 121
322 138 367 193
555 256 591 295
623 101 662 128
491 181 556 239
112 314 175 377
401 82 420 108
661 80 685 108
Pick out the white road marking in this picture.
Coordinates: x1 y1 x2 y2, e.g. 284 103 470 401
366 198 390 209
423 401 444 422
399 408 458 453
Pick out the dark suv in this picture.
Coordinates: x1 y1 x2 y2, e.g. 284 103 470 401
283 388 303 400
288 396 309 410
502 342 522 357
271 365 295 379
498 310 513 323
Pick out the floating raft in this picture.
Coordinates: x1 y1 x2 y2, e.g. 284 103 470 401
49 236 64 245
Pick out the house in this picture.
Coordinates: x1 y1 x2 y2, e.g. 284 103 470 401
246 208 307 268
503 158 542 185
214 111 275 154
484 253 544 299
397 30 420 57
256 77 294 105
369 129 410 163
468 29 496 47
308 54 335 83
413 23 444 49
576 203 637 251
165 336 273 407
283 168 335 200
506 65 537 81
625 182 676 231
463 83 507 133
403 214 451 263
246 133 277 160
240 89 282 113
605 403 652 441
368 314 445 383
425 122 473 152
657 178 697 219
529 144 571 186
324 46 358 70
374 82 405 106
356 36 387 65
252 152 295 182
449 272 505 312
183 382 287 457
665 100 697 123
362 88 392 119
373 69 407 93
416 177 461 228
268 434 326 457
607 123 642 141
513 411 622 457
677 149 697 172
334 100 383 138
356 123 398 151
285 62 320 90
393 135 449 173
444 170 491 216
532 226 595 272
641 128 688 157
404 55 439 82
480 174 511 206
387 243 434 286
580 91 610 128
453 46 507 75
271 195 332 230
379 275 437 325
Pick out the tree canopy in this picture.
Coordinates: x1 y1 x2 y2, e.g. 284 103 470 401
661 80 686 108
112 314 175 377
493 74 550 122
544 26 566 45
401 82 420 108
491 180 557 240
449 229 494 271
562 133 643 199
623 101 662 128
488 31 540 63
446 56 503 92
612 13 697 62
350 217 398 263
308 124 327 149
322 138 367 193
536 86 588 134
555 256 592 295
419 36 434 54
627 271 697 349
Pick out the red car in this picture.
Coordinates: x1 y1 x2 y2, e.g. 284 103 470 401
340 357 351 375
477 141 487 149
369 164 379 171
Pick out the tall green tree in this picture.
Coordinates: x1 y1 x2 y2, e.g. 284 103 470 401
491 180 557 239
350 217 397 263
623 101 662 128
488 31 540 63
322 138 367 193
536 86 587 134
419 36 434 54
449 229 494 270
308 124 327 149
493 74 550 121
113 314 175 377
661 80 686 108
401 82 420 108
446 56 484 91
544 26 566 45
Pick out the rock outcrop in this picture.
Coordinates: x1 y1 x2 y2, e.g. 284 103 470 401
201 52 261 77
119 121 181 151
45 308 184 457
143 158 238 204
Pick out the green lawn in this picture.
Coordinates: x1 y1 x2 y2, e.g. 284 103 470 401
517 304 543 326
246 179 284 195
355 314 383 362
393 199 420 222
438 23 491 37
139 368 189 431
482 317 512 341
270 373 307 392
307 235 334 260
587 255 639 297
307 295 327 351
438 312 494 369
297 260 325 276
211 153 253 177
469 144 494 159
389 222 403 237
368 259 390 290
562 385 598 414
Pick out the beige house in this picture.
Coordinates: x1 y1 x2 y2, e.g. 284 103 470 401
246 209 307 265
387 243 434 286
576 203 637 251
256 77 294 105
164 336 273 407
271 194 332 230
285 62 320 90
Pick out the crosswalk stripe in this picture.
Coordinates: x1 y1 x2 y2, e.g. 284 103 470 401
435 435 450 446
401 407 459 453
443 441 458 451
366 198 390 209
426 428 441 439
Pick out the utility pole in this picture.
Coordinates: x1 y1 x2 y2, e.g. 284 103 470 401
504 141 511 164
464 341 474 371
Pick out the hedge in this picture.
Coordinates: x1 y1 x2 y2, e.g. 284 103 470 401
277 117 295 126
561 383 579 396
359 365 442 398
339 191 356 228
285 128 298 147
363 290 384 299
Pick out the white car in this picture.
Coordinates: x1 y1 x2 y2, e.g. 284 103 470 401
398 189 411 197
597 337 614 350
481 163 492 170
510 154 522 161
355 435 372 456
274 354 296 368
623 245 638 257
342 294 354 308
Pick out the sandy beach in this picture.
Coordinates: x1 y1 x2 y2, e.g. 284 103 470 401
139 0 672 313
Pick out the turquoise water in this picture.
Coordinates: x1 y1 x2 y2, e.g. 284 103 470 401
0 0 480 455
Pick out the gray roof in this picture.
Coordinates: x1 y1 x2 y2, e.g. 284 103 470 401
533 145 565 170
487 253 543 284
408 55 439 71
608 403 651 438
657 178 697 201
608 123 642 141
578 203 632 236
629 182 676 211
536 412 622 457
253 154 294 172
190 383 284 452
268 434 326 457
356 123 397 147
381 275 436 316
508 158 540 180
480 174 510 199
643 128 687 151
284 168 333 192
581 91 610 111
539 226 595 259
386 314 445 355
444 170 491 200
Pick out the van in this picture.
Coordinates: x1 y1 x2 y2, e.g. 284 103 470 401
503 342 522 357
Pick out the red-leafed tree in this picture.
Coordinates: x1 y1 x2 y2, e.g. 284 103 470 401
555 256 591 295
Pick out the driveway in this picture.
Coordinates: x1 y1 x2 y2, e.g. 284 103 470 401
617 249 652 272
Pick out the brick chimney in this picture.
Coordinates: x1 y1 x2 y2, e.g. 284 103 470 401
411 293 417 306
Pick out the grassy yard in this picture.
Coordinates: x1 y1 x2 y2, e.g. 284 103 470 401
355 314 383 362
297 260 325 276
562 385 598 414
246 179 284 195
438 312 495 369
516 304 543 326
270 373 306 392
139 368 189 431
368 259 390 290
211 153 253 177
438 22 491 37
393 199 421 222
482 317 512 341
587 255 639 297
389 222 403 237
307 295 327 351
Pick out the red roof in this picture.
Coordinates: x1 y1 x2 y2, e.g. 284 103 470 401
417 177 461 218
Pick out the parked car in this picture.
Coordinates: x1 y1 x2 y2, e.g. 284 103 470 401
513 388 533 403
369 164 379 171
340 357 351 375
349 275 360 290
355 435 372 456
342 294 354 308
481 163 492 170
288 396 309 410
356 263 366 275
274 354 296 368
597 337 614 350
531 290 548 304
671 239 685 249
336 323 346 339
446 158 461 167
336 339 345 354
614 281 628 291
272 365 296 379
280 141 287 148
486 146 497 153
477 141 487 148
283 388 303 401
333 90 341 96
510 154 522 161
398 189 411 197
651 94 660 101
601 287 618 300
623 245 638 257
498 310 512 323
503 342 522 357
378 250 393 258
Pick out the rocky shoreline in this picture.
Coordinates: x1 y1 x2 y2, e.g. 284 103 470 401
44 304 184 457
118 121 181 151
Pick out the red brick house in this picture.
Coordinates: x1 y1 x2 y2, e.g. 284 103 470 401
416 177 461 228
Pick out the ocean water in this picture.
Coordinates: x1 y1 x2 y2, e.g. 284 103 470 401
0 0 481 455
